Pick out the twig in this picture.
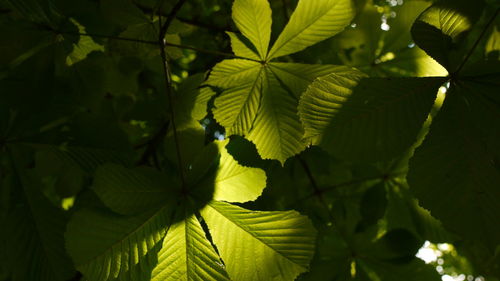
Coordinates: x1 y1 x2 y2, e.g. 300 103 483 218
57 30 157 45
296 155 335 222
164 41 252 60
59 30 245 59
136 121 170 167
288 174 391 208
158 0 188 190
159 0 187 39
176 16 238 33
454 8 500 75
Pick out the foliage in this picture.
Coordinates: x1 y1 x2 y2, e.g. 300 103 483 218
0 0 499 281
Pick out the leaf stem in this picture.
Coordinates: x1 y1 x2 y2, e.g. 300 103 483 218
296 155 335 222
454 8 500 75
159 0 188 191
136 121 170 168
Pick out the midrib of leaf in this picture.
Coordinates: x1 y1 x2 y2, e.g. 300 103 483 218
269 63 311 85
78 204 170 267
206 203 307 270
267 66 301 102
268 1 343 59
184 217 191 278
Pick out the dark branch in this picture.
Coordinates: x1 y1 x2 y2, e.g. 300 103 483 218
455 8 500 75
158 0 188 189
176 16 238 33
160 0 187 38
136 121 170 167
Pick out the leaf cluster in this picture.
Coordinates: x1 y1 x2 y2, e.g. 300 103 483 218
0 0 499 281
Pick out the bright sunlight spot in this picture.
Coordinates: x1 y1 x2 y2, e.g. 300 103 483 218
416 241 441 263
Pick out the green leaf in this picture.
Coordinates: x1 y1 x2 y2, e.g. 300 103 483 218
408 70 500 247
65 206 170 281
100 0 149 27
92 164 176 215
211 140 266 203
232 0 272 60
485 22 500 58
4 0 57 23
151 214 230 281
370 47 448 78
0 20 54 74
247 68 306 163
411 0 485 71
201 201 316 281
206 59 261 89
267 0 355 60
226 31 260 60
4 150 75 281
209 60 263 136
299 69 445 162
65 18 104 66
268 63 349 97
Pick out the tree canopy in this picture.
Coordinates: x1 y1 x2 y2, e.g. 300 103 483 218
0 0 499 281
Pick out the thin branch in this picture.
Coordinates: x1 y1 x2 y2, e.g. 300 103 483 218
296 155 335 222
176 16 238 33
59 30 244 59
136 121 170 167
158 0 188 190
133 0 236 33
165 41 252 60
57 30 158 45
454 8 500 75
160 0 187 38
288 173 393 208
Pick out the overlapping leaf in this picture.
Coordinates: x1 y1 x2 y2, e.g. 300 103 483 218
408 64 500 247
65 126 315 281
411 0 485 71
299 68 445 162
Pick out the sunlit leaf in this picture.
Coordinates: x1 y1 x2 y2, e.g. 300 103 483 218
411 0 485 71
299 68 445 161
268 0 355 59
66 206 170 281
151 214 230 281
211 140 266 203
226 31 260 61
201 201 316 281
232 0 272 59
